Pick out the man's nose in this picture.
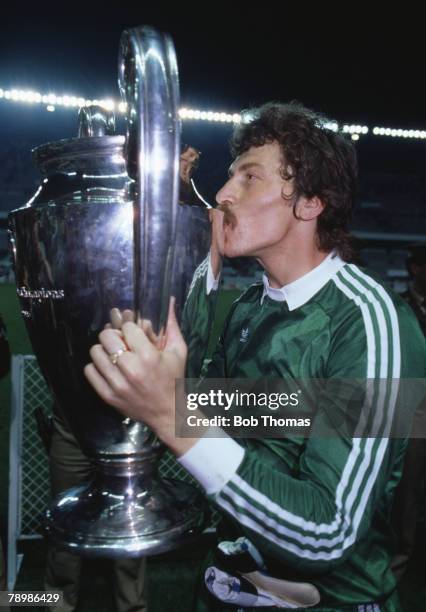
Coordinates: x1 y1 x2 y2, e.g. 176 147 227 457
215 178 235 208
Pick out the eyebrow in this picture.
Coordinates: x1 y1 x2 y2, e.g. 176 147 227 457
228 161 265 178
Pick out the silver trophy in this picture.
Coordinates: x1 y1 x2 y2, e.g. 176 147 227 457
8 26 209 557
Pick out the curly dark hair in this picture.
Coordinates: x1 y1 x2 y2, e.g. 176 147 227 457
230 102 358 261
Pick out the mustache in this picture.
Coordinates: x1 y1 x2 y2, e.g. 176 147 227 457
216 203 237 227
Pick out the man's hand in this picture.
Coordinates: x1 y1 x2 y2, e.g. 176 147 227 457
209 208 225 279
84 299 198 456
107 307 163 347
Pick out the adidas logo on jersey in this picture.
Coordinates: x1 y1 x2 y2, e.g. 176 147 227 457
240 328 249 343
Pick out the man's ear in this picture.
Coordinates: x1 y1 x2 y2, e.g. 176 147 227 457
295 196 324 221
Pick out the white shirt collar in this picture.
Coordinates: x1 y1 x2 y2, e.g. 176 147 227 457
260 251 346 310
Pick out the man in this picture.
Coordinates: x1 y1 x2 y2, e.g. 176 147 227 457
85 102 425 611
0 312 11 595
402 244 426 335
44 412 148 612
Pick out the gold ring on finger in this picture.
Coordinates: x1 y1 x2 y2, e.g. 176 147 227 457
109 347 128 365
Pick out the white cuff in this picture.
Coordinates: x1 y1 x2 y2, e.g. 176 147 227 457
178 428 245 494
206 251 221 295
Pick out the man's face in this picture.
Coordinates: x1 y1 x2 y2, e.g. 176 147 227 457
215 142 298 259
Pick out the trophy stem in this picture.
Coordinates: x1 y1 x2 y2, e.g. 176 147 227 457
45 446 207 558
10 25 208 560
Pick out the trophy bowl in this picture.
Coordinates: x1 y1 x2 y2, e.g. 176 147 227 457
8 25 207 558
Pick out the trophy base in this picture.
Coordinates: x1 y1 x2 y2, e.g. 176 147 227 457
44 474 207 558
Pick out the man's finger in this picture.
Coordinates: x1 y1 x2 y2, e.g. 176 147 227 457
122 309 135 323
84 362 120 407
140 319 159 345
89 344 128 390
121 321 157 359
110 308 123 329
165 297 187 361
98 329 128 354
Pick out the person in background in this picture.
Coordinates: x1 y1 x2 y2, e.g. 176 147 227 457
391 244 426 582
0 312 11 593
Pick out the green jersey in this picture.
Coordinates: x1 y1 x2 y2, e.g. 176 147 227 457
181 255 220 378
179 252 425 611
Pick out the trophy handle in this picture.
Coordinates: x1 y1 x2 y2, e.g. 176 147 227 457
77 105 116 137
118 26 180 333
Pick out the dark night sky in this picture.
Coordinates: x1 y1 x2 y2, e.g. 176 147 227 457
1 9 426 214
1 10 425 128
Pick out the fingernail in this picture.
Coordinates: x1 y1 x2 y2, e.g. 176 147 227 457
110 308 123 329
